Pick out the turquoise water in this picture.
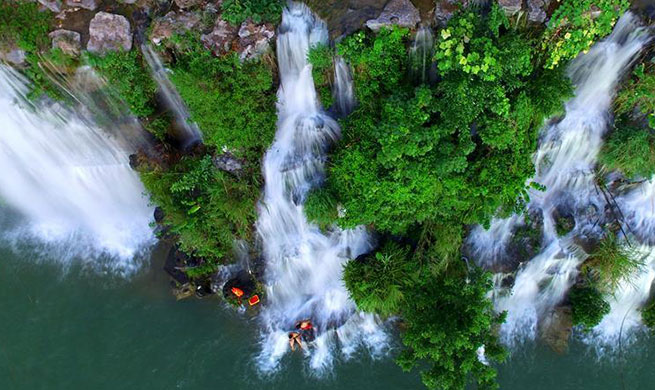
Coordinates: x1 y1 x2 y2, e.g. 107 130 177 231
2 242 655 390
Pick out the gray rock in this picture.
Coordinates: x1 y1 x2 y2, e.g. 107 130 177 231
87 12 133 53
498 0 522 15
38 0 62 12
434 0 468 27
0 48 27 66
236 20 275 61
213 152 243 176
201 17 237 56
365 0 420 31
65 0 97 11
539 306 572 354
527 0 550 23
174 0 202 9
49 29 82 56
150 11 200 46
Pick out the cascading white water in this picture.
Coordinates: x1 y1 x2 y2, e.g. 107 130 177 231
409 25 434 84
0 65 154 274
468 13 650 345
141 44 202 147
333 56 356 116
255 4 387 373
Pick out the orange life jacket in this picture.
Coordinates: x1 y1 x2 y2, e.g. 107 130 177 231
231 287 244 297
248 295 260 306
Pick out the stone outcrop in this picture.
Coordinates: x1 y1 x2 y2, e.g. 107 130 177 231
64 0 97 11
539 306 573 354
150 11 201 46
49 29 81 56
38 0 62 13
527 0 551 23
0 48 26 66
174 0 202 9
498 0 522 15
365 0 420 31
213 152 243 176
236 19 275 61
87 12 133 53
201 17 237 56
434 0 469 27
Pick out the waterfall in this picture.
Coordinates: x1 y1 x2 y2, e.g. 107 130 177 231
255 4 387 372
410 25 434 84
141 44 202 147
0 65 154 274
333 56 356 116
467 13 650 345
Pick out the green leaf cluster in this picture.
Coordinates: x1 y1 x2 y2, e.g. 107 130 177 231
582 232 644 292
0 1 51 52
568 286 610 330
543 0 629 69
307 43 334 108
139 154 260 264
221 0 283 25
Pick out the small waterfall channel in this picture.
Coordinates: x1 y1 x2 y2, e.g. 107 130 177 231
255 4 387 372
467 13 651 346
0 65 154 273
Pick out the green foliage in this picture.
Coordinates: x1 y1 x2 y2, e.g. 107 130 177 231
542 0 629 69
615 63 655 122
599 120 655 179
343 242 412 316
139 154 260 262
582 232 644 292
569 286 610 330
307 43 334 108
642 299 655 329
169 35 277 161
304 187 339 230
0 1 51 52
221 0 283 25
85 50 157 118
324 8 571 236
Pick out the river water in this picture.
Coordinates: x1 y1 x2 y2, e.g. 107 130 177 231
2 239 655 390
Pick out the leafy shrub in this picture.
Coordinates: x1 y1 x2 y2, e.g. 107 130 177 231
569 286 611 330
642 299 655 329
139 154 260 263
307 43 334 108
542 0 629 69
0 1 51 52
615 62 655 124
599 120 655 179
303 187 339 230
221 0 283 25
85 50 158 118
169 35 277 161
582 232 644 292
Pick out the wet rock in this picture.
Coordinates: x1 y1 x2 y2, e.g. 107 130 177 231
553 204 576 237
87 12 133 53
154 207 165 223
527 0 550 23
434 0 468 27
174 0 202 9
201 17 237 56
64 0 97 11
49 29 81 56
164 247 190 285
173 283 195 300
150 11 201 46
498 0 522 15
38 0 62 13
236 19 275 61
213 152 243 176
365 0 420 31
539 305 573 354
222 270 256 300
0 48 27 66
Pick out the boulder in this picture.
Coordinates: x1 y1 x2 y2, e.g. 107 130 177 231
174 0 202 9
236 19 275 61
0 48 27 66
49 29 81 56
539 306 573 354
434 0 468 27
553 204 576 237
87 12 133 53
498 0 522 15
38 0 62 12
527 0 550 23
150 11 201 46
64 0 97 11
365 0 420 31
201 17 237 56
213 152 243 176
